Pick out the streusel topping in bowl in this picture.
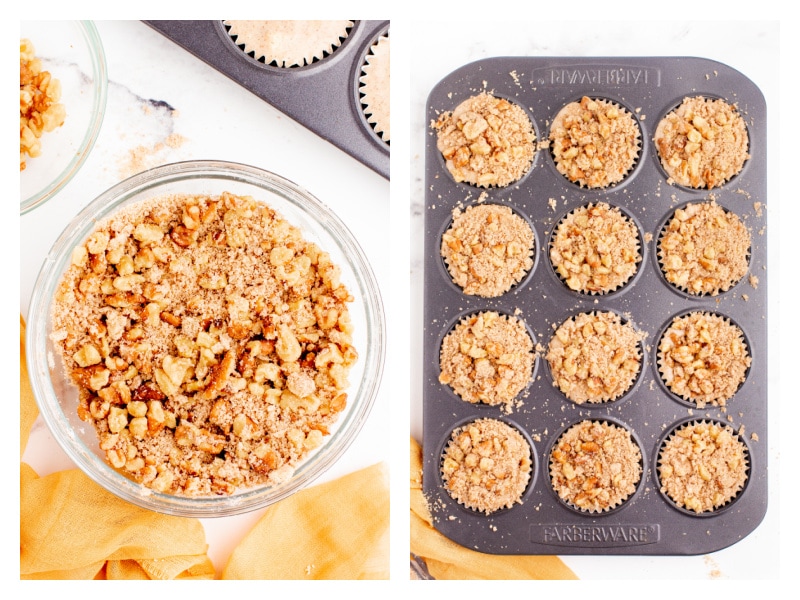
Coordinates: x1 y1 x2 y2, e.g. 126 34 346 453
51 191 357 497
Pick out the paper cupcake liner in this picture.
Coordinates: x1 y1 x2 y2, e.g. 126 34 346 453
655 200 751 298
223 20 354 68
548 418 643 515
655 310 752 408
440 417 534 515
545 310 644 405
656 418 751 516
548 96 642 189
358 31 389 144
548 201 643 296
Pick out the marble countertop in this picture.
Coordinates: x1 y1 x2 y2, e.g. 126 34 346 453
409 20 780 579
19 20 390 576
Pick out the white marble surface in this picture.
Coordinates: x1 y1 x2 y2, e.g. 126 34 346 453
19 20 390 576
409 20 781 579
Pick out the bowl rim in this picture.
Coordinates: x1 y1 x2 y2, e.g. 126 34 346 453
26 159 387 517
21 20 108 215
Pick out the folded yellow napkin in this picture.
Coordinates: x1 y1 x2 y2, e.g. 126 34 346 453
410 436 577 579
20 316 389 579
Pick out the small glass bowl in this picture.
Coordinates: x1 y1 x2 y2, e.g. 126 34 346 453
20 21 108 215
26 160 386 517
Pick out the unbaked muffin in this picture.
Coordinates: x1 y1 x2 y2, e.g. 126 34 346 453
654 96 749 189
658 200 750 296
439 311 534 407
550 419 642 513
224 20 353 68
549 202 641 294
358 32 389 143
433 92 536 188
546 311 641 404
658 420 749 514
441 203 535 297
441 418 532 514
549 96 640 189
657 311 751 408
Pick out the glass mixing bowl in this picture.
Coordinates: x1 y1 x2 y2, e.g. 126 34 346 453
26 160 386 517
20 20 108 214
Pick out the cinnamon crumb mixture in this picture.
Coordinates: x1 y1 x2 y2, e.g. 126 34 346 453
657 312 750 407
441 204 534 297
658 420 748 513
550 420 642 513
441 418 532 514
550 202 640 294
439 311 534 407
546 311 641 404
658 200 750 296
549 96 640 189
51 192 356 496
434 92 535 188
655 96 749 189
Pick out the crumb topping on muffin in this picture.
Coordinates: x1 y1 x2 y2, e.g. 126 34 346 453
658 420 748 513
442 418 532 514
549 96 640 188
433 92 536 188
655 96 749 189
441 203 534 297
550 202 640 294
658 311 750 407
439 311 534 407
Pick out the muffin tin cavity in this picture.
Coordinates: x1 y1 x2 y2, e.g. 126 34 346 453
144 20 389 179
423 57 766 555
358 30 390 145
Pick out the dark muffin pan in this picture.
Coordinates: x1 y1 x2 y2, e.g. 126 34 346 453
422 57 767 555
144 20 389 179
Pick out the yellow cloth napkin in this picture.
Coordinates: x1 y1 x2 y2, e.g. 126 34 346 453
20 316 389 579
410 436 578 580
222 462 389 579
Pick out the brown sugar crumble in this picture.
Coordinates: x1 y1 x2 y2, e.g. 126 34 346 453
441 204 534 297
658 200 750 295
441 418 532 514
654 96 749 189
50 192 357 496
546 311 641 404
549 96 640 189
439 311 534 407
549 202 640 294
550 420 642 513
657 312 750 408
658 420 748 513
433 92 536 188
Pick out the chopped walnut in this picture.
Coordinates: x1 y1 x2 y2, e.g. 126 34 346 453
441 419 532 514
658 420 749 513
441 204 534 297
546 311 641 404
657 312 750 407
20 38 66 171
658 200 750 295
549 96 640 188
550 420 642 513
51 192 357 496
549 202 640 294
654 96 749 189
434 92 536 188
439 311 534 407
